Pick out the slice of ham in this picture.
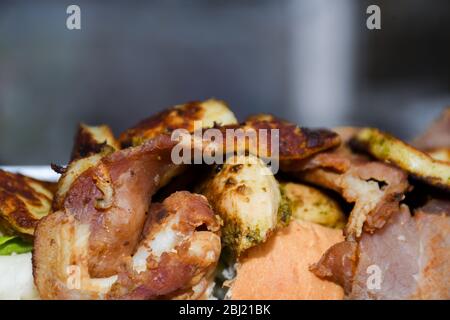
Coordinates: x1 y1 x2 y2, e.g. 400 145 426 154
312 205 450 299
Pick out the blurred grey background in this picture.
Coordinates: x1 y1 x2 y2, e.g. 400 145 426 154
0 0 449 164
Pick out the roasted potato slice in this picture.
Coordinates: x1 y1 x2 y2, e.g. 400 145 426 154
200 154 291 256
53 124 120 210
52 152 109 210
353 128 450 190
71 123 120 161
0 170 54 236
243 114 341 168
119 99 238 147
281 182 346 229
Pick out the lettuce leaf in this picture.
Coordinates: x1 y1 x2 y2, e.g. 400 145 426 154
0 236 33 255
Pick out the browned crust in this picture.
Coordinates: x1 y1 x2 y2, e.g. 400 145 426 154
196 114 341 167
120 106 340 166
244 114 341 163
0 169 55 236
119 101 206 148
71 124 119 161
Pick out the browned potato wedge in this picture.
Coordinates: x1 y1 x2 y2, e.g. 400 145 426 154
53 124 120 210
119 99 238 147
281 182 346 229
71 123 120 161
353 128 450 190
244 114 341 168
0 170 54 236
52 152 109 211
200 154 291 256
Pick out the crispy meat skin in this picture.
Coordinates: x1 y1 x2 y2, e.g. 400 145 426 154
66 135 178 277
34 132 221 299
313 205 450 299
36 135 178 280
108 192 221 300
0 170 55 236
33 191 220 300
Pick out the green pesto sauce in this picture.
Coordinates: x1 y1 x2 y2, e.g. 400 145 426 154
277 185 292 226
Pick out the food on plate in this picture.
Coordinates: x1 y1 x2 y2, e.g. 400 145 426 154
281 182 346 229
291 146 410 238
119 99 238 148
70 123 120 161
241 114 341 168
312 204 450 299
352 128 450 190
0 169 54 237
34 189 221 299
227 220 344 300
200 154 290 256
0 235 32 255
0 99 448 300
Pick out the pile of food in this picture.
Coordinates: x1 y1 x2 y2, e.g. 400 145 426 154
0 100 448 300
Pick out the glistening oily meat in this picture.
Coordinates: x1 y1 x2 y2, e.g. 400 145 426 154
312 205 450 299
33 135 221 299
109 192 221 300
33 98 343 299
293 146 410 239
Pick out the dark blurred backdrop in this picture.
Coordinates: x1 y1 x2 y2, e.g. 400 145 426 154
0 0 449 164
